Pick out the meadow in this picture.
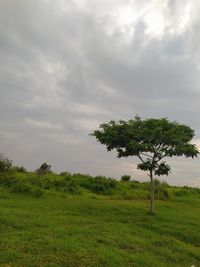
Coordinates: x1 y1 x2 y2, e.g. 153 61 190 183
0 171 200 267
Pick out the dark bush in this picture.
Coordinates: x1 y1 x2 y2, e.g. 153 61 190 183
10 182 33 195
10 181 44 197
64 177 81 194
0 174 17 187
36 162 51 175
121 175 131 182
12 166 27 173
89 176 116 194
72 174 117 194
0 155 12 173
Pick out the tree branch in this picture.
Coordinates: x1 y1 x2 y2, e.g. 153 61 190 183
137 153 145 164
140 153 153 158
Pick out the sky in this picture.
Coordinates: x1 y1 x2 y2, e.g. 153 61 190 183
0 0 200 187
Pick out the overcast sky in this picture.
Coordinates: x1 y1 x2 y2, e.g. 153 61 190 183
0 0 200 186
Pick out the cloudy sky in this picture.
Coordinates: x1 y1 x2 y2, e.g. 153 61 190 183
1 0 200 186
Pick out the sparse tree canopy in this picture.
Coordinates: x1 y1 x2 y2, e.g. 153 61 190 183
121 175 131 182
0 154 12 173
91 116 199 213
36 162 51 175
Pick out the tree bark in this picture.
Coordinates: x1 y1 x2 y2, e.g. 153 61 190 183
150 170 155 213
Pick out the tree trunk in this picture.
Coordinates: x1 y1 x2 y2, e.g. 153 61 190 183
150 170 155 214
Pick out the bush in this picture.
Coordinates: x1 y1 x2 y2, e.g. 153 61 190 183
10 181 44 197
0 155 12 173
60 171 71 176
11 166 27 173
121 175 131 182
89 176 117 194
10 182 32 195
71 174 116 194
0 174 17 187
63 177 81 194
36 162 51 175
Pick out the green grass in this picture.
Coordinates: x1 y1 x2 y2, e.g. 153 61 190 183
0 191 200 267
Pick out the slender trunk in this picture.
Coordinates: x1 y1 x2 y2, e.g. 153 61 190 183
150 170 155 214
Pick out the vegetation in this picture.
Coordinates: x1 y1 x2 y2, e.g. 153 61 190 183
2 164 194 201
0 158 199 201
0 154 200 266
91 116 199 213
0 154 12 173
121 175 131 182
36 162 51 175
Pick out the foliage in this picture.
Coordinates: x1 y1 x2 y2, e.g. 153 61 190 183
0 169 199 201
91 116 199 212
75 175 117 194
36 162 51 175
0 154 12 173
11 166 27 173
10 182 44 197
0 172 44 197
91 116 199 176
121 175 131 182
0 170 171 200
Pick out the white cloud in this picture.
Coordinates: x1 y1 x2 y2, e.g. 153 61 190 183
1 0 200 185
25 118 64 130
71 118 101 131
68 102 114 117
194 139 200 151
190 177 200 187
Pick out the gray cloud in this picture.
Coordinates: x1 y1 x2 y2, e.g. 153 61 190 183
0 0 200 186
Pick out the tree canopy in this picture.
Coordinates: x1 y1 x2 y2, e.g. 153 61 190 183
36 162 51 175
0 154 12 173
91 116 199 213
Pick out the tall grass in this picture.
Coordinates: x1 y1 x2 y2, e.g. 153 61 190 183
0 170 199 200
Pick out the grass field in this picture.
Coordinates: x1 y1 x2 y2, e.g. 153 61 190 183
0 191 200 267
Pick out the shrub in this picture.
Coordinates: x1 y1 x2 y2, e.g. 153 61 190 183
63 177 81 194
0 174 17 187
121 175 131 182
73 174 117 194
60 171 71 176
10 182 33 195
89 176 116 194
36 162 51 175
11 166 27 173
10 181 44 197
0 155 12 173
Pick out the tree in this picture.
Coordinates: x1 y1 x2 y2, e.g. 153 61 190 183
91 116 199 213
0 154 12 173
121 175 131 182
36 162 51 175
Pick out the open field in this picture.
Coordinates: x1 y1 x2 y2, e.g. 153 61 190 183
0 190 200 267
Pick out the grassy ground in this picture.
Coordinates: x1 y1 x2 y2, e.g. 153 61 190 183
0 192 200 267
